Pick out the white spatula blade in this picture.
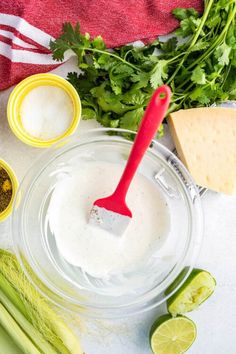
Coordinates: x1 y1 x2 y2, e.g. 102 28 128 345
89 205 131 236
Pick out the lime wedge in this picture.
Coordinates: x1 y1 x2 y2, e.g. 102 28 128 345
150 314 196 354
167 268 216 315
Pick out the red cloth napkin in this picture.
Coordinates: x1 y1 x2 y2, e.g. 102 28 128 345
0 0 202 90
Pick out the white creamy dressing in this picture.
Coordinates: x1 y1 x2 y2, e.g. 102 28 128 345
20 86 73 140
48 161 170 278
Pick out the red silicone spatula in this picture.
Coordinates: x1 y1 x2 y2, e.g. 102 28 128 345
89 85 171 235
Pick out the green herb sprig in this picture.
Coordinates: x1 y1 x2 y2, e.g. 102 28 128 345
50 0 236 133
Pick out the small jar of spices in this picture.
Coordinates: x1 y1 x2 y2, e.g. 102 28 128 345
0 159 18 221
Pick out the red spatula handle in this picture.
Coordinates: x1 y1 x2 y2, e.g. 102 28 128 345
113 85 171 201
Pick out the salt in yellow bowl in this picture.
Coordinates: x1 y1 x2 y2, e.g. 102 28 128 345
7 73 81 148
0 159 18 222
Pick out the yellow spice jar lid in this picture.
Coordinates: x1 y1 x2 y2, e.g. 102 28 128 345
7 73 81 148
0 159 18 222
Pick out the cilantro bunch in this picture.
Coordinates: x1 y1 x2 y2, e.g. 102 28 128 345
50 0 236 133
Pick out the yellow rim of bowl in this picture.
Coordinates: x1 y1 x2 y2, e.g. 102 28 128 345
0 159 18 221
7 73 81 148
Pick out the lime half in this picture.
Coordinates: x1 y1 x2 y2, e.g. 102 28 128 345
167 268 216 315
150 314 196 354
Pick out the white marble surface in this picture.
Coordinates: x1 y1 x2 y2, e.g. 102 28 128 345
0 58 236 354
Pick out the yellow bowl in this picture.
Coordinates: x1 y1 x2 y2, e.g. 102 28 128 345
7 73 81 148
0 159 18 222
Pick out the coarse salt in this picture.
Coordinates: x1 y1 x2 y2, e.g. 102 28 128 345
20 85 74 140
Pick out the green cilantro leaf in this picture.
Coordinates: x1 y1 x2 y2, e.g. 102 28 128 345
175 17 201 37
121 90 149 106
191 66 206 85
160 38 178 53
215 42 231 66
150 60 168 89
188 40 210 52
197 94 211 105
98 112 119 127
172 8 199 20
120 108 144 131
82 108 97 120
130 72 150 89
92 35 106 50
156 123 164 138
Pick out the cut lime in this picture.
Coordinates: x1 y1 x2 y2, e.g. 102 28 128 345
167 268 216 315
150 314 196 354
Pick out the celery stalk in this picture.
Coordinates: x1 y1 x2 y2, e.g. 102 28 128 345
0 287 58 354
0 303 40 354
0 325 23 354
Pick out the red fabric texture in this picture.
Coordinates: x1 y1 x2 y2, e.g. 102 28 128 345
0 0 203 90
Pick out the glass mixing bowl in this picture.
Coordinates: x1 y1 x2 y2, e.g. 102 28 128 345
11 129 203 318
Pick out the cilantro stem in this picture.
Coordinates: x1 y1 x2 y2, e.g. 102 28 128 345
166 0 214 85
222 63 232 88
123 48 138 61
166 53 186 63
74 46 141 71
185 3 236 71
183 81 194 93
172 95 186 102
175 3 236 90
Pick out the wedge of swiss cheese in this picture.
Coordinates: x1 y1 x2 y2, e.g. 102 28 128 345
168 107 236 195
